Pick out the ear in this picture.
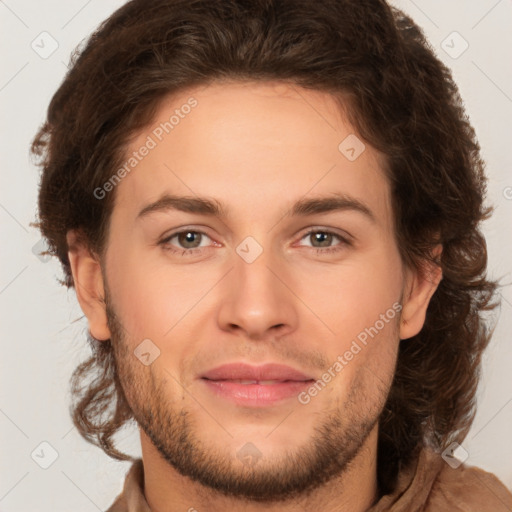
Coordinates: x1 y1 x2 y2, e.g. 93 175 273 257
400 245 443 340
66 230 111 341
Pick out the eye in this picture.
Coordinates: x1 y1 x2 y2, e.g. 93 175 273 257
297 229 351 254
158 227 352 258
159 229 215 255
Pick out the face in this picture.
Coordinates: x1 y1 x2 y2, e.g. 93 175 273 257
72 81 438 502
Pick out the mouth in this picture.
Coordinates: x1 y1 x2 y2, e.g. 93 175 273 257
204 379 307 385
199 363 316 406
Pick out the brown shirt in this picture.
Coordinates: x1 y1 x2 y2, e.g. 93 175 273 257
106 448 512 511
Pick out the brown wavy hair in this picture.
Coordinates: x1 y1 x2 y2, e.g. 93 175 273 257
31 0 499 494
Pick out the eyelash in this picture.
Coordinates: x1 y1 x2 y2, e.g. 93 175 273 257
158 228 351 257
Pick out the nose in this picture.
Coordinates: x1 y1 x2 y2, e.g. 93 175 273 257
216 243 299 341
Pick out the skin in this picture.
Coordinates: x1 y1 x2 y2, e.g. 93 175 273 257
67 81 441 512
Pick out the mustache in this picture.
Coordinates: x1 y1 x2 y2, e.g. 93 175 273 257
103 286 329 373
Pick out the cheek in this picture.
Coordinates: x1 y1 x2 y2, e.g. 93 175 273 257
105 246 172 340
295 247 403 391
300 250 403 337
106 244 223 346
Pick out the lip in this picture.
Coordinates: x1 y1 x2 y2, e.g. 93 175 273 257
200 363 315 407
201 363 314 381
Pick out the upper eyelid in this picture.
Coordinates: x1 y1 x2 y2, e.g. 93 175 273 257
160 225 213 239
160 229 214 246
299 230 349 243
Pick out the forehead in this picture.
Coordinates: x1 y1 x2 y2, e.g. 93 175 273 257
112 81 392 228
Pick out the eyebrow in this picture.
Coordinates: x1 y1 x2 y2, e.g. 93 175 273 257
136 193 376 223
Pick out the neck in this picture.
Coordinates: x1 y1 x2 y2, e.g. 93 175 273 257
141 426 380 512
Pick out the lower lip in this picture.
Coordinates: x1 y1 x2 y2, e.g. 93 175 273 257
201 379 314 406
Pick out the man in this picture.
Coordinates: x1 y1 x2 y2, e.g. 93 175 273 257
31 0 512 510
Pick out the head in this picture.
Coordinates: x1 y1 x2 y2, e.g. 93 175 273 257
32 0 498 499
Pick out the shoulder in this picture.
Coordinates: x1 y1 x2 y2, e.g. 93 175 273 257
424 455 512 512
370 446 512 512
105 459 149 512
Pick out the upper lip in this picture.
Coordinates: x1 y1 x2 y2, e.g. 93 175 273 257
201 363 314 382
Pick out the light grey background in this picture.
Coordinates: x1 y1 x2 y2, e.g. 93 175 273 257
1 1 511 510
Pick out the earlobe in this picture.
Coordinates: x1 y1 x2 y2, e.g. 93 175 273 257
399 246 443 340
66 230 111 341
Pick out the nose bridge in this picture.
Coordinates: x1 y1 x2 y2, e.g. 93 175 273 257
216 236 297 338
235 241 278 297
